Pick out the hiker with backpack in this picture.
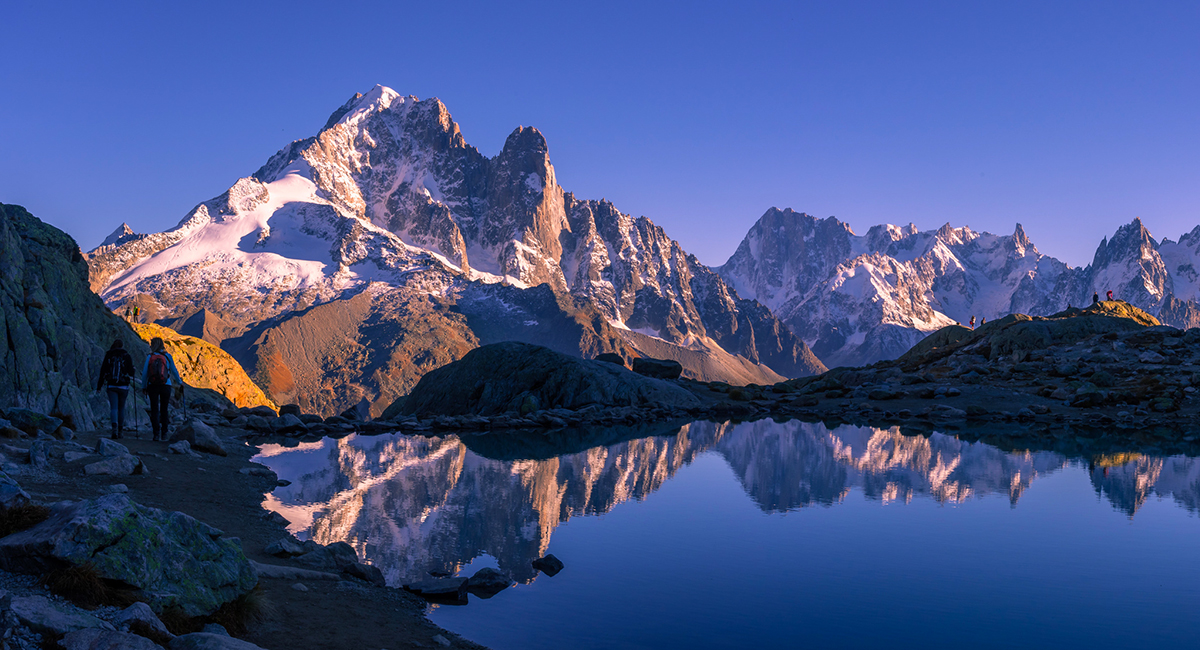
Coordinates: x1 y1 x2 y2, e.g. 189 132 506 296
97 339 135 439
141 337 183 441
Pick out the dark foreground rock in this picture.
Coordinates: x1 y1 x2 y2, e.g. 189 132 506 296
0 494 257 617
393 342 700 417
0 204 148 431
532 554 564 576
632 357 683 379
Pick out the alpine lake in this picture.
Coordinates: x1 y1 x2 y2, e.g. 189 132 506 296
252 418 1200 649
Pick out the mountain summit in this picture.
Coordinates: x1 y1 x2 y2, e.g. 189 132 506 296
87 86 824 416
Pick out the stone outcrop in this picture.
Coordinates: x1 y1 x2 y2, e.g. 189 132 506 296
132 323 274 410
396 342 700 417
0 494 257 617
0 204 147 431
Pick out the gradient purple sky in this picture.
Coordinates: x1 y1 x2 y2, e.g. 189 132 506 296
2 1 1197 267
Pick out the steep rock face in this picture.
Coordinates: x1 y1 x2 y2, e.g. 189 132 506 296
131 323 275 410
0 204 148 429
720 209 1200 367
87 87 817 415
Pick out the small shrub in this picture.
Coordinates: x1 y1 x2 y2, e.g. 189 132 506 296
206 587 271 635
158 605 202 636
43 562 140 609
44 563 107 608
0 503 50 538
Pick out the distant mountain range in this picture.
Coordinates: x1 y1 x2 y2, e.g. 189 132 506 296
84 85 1200 413
718 210 1200 366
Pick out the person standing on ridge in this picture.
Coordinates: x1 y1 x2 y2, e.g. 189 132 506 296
96 339 134 439
1107 290 1114 301
1093 292 1100 304
141 337 183 441
969 316 976 329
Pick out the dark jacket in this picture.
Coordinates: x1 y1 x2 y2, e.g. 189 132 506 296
98 348 135 390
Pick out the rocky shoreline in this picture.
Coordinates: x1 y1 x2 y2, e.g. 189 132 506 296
0 412 486 650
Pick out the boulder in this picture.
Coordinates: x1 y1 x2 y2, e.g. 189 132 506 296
294 541 359 572
631 357 683 380
113 601 172 639
168 440 199 457
343 561 386 586
61 628 161 650
594 353 626 367
274 414 307 434
397 342 700 417
169 420 227 456
244 415 268 431
278 404 301 416
83 454 144 476
29 440 50 469
96 438 130 457
466 567 513 598
403 577 468 601
10 594 114 635
246 405 277 418
532 554 564 576
263 537 306 558
0 494 257 617
0 471 30 508
1140 351 1166 364
169 633 268 649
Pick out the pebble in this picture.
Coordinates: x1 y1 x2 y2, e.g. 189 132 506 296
291 583 309 592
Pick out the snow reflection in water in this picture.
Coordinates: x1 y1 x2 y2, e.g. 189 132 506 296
254 420 1200 586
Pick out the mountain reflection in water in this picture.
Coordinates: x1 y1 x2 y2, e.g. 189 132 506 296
254 419 1200 587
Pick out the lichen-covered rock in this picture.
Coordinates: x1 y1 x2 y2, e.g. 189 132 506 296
0 204 148 431
396 342 700 417
131 323 275 410
0 494 257 616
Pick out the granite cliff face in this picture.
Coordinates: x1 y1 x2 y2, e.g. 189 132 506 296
719 209 1200 367
0 204 147 430
131 322 276 410
86 86 822 415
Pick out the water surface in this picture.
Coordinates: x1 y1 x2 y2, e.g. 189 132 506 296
254 419 1200 649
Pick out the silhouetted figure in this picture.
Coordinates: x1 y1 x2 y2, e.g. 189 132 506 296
97 339 134 439
141 336 183 441
1093 292 1099 304
1107 290 1113 301
980 317 986 326
969 316 976 329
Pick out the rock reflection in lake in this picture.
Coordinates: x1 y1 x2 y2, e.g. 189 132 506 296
254 419 1200 589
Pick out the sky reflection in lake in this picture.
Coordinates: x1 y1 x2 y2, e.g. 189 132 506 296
254 420 1200 650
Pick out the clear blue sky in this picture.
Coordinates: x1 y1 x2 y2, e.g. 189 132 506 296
2 1 1197 267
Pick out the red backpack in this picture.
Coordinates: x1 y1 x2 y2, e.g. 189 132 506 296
147 352 169 386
